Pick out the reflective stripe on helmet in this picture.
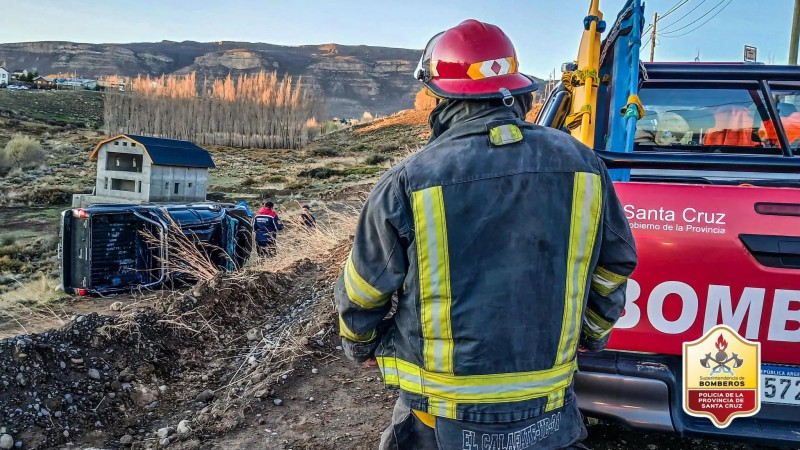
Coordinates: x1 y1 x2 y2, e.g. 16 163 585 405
412 186 455 375
466 57 516 80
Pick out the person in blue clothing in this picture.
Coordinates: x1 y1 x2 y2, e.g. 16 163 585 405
254 202 283 257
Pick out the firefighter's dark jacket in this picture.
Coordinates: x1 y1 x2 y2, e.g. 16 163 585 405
335 99 637 423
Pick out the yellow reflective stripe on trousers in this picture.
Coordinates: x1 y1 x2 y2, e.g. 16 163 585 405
412 186 454 374
377 357 576 404
552 172 602 408
343 254 389 309
337 315 377 343
545 388 565 412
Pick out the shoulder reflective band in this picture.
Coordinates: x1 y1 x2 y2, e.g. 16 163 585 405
338 315 378 344
412 186 454 374
344 254 390 309
555 172 603 367
489 124 523 146
591 266 627 297
582 308 614 339
377 357 577 405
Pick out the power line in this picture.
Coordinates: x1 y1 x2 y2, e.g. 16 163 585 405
659 0 711 32
642 0 688 35
662 0 733 38
660 0 691 20
661 0 730 35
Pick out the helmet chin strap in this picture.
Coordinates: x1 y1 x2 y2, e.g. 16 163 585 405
500 88 515 107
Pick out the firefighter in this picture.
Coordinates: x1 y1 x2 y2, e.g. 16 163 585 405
335 19 637 450
254 202 283 257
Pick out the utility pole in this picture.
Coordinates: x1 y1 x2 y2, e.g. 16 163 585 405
790 0 800 65
650 12 658 62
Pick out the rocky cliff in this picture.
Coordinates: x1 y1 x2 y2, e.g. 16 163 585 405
0 41 423 118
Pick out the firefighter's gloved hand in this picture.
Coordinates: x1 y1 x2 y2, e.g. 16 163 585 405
579 333 610 353
341 337 380 363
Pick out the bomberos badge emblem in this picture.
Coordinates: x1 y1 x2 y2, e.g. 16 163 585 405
683 324 761 428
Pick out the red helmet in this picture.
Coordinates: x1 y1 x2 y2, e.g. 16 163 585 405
415 19 538 100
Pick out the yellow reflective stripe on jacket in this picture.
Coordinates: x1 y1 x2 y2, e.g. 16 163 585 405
343 255 390 309
412 187 454 374
582 308 614 339
591 266 628 297
377 357 577 405
338 315 377 343
555 173 603 366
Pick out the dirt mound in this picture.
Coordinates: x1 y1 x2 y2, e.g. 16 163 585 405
0 260 332 449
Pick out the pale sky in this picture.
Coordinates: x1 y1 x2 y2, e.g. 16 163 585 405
0 0 794 77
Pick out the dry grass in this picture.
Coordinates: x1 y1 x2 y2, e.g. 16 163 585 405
141 219 240 285
251 204 359 273
0 273 70 335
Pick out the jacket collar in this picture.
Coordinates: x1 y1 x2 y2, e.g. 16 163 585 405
428 95 533 143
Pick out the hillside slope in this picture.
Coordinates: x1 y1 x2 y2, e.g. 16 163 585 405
0 41 421 118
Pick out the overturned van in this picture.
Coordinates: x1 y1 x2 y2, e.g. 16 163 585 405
59 203 253 296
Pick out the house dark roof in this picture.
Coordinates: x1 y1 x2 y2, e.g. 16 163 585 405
91 134 215 169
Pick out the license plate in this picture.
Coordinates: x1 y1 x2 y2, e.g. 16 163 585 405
761 365 800 406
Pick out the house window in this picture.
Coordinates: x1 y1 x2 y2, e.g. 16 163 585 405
188 182 192 188
114 141 119 145
174 183 180 194
104 177 108 190
123 142 128 146
165 182 169 189
110 179 135 192
131 143 137 147
137 181 142 193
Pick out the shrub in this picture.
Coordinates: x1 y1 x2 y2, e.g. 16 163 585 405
2 134 45 169
298 167 338 179
284 179 310 191
0 244 23 258
0 255 23 272
0 236 16 246
376 142 400 153
363 154 389 165
23 187 73 205
342 166 384 176
311 147 340 158
241 177 258 187
265 175 287 183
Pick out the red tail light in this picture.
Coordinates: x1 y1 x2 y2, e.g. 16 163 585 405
755 202 800 217
75 288 86 296
72 208 89 219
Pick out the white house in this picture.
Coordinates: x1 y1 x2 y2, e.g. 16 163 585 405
73 134 216 207
0 68 9 86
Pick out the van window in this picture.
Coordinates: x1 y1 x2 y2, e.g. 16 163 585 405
635 87 779 155
768 89 800 153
